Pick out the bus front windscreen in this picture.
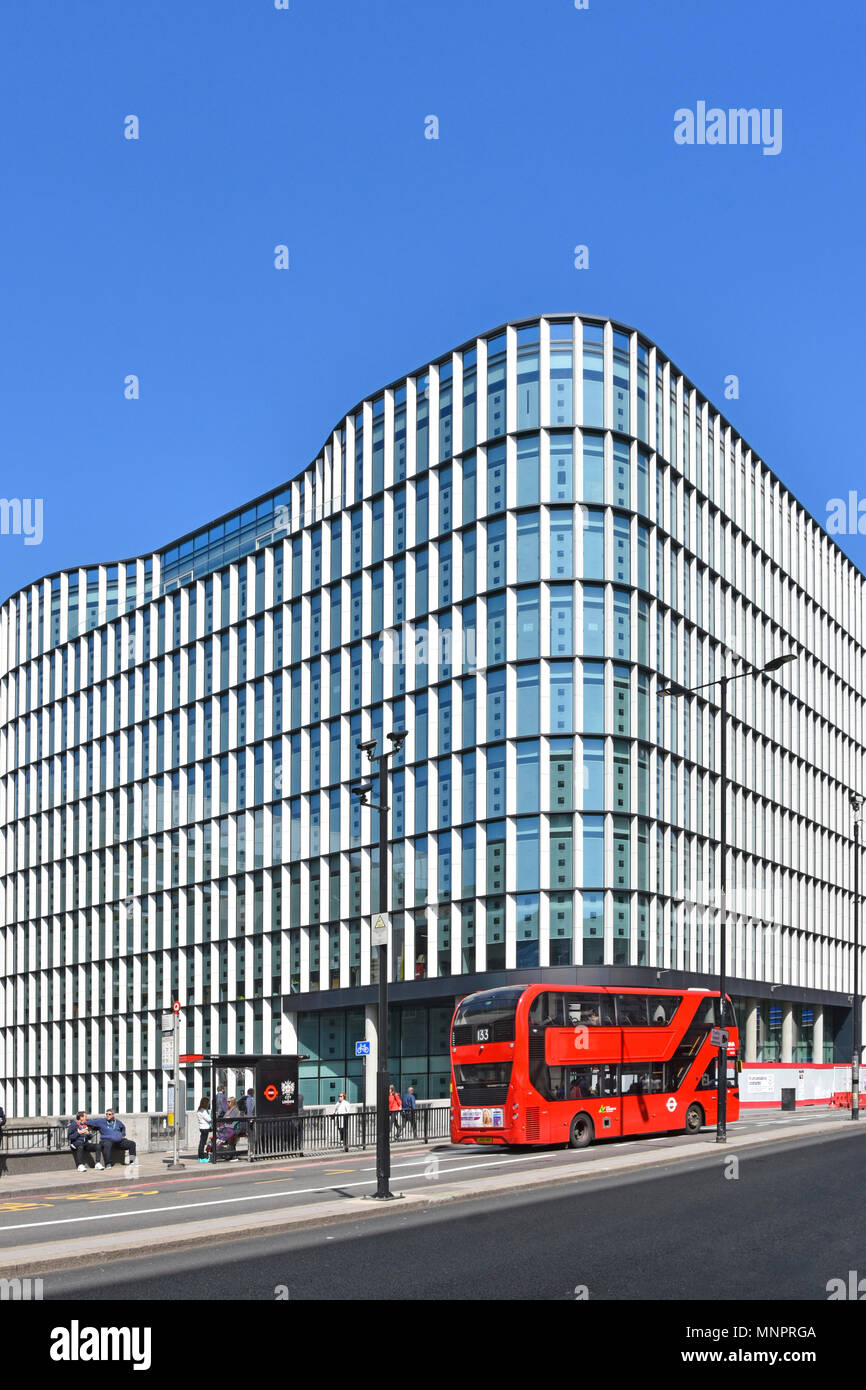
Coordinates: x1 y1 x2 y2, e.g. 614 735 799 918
452 988 524 1046
453 1062 513 1106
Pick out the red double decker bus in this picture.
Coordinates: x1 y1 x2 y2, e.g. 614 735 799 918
450 984 739 1148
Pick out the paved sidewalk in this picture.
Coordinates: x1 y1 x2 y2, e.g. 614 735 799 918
0 1113 861 1278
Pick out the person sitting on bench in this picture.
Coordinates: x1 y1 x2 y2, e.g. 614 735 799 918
90 1109 137 1167
67 1112 105 1172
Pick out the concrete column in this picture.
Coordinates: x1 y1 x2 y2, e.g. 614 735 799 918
744 997 759 1063
781 1001 795 1064
364 1004 378 1106
812 1006 824 1064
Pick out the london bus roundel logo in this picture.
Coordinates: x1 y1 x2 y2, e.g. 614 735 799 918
264 1084 279 1102
666 1097 678 1113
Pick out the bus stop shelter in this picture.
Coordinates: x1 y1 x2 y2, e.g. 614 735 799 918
199 1053 300 1162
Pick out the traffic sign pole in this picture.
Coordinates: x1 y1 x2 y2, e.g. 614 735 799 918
167 1005 184 1170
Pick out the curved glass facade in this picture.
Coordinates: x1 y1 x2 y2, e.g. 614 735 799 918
1 315 863 1113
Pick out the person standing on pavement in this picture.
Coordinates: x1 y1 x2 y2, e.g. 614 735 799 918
388 1084 402 1137
196 1097 212 1161
67 1112 105 1171
0 1103 5 1148
402 1085 418 1135
214 1085 228 1119
334 1092 350 1147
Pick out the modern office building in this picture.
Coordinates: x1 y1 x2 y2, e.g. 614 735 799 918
1 315 863 1116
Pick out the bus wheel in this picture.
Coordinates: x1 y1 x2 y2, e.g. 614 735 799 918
685 1103 704 1134
569 1113 594 1149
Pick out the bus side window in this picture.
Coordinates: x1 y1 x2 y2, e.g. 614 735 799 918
614 995 650 1026
545 993 566 1027
597 997 615 1026
548 1067 566 1100
647 994 682 1025
531 992 565 1029
696 997 718 1026
567 993 614 1026
623 1066 656 1094
699 1059 717 1089
567 1066 595 1099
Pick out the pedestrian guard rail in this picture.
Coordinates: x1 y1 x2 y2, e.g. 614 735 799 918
0 1124 68 1152
207 1102 451 1162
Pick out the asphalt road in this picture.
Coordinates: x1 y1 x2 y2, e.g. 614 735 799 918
41 1126 866 1301
0 1108 836 1248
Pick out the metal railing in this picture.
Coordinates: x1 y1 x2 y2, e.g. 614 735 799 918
206 1104 451 1163
1 1124 67 1152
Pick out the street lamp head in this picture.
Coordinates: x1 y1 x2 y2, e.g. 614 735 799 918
658 679 686 697
762 653 796 673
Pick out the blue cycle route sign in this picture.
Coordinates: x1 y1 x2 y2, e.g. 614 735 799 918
354 1040 371 1057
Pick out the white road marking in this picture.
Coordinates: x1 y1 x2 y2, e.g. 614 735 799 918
0 1152 566 1234
0 1121 820 1236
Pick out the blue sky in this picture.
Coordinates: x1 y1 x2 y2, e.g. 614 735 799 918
1 0 864 596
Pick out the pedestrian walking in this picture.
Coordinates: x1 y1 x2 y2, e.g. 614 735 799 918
0 1103 5 1149
402 1084 418 1135
196 1097 212 1161
388 1084 402 1137
334 1092 350 1148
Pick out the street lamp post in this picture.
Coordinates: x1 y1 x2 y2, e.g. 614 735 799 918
718 673 728 1143
661 653 796 1144
852 794 863 1122
353 731 406 1199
